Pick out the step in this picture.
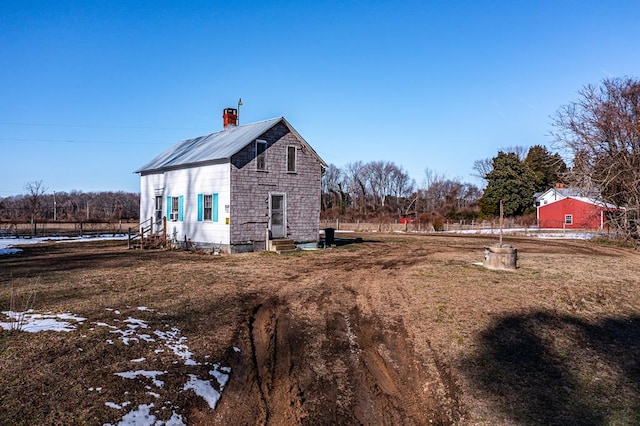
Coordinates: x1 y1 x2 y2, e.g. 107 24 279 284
270 239 298 253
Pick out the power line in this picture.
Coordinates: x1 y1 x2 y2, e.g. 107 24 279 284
0 137 168 145
0 121 211 131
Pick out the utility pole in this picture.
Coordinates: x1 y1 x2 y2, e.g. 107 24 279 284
499 198 505 247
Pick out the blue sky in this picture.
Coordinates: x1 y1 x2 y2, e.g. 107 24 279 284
1 1 639 196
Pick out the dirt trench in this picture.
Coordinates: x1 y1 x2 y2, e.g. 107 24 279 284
214 297 463 425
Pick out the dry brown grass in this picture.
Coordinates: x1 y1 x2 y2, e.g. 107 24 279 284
1 234 640 424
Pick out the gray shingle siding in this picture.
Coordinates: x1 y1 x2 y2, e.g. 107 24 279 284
230 122 322 246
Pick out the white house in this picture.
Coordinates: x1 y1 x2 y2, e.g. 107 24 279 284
135 108 326 252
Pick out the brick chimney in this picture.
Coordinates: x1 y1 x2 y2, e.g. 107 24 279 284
223 108 238 128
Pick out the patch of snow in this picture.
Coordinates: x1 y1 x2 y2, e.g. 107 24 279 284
165 412 186 426
0 248 22 255
233 346 241 353
209 367 230 390
153 328 194 364
183 374 221 409
0 235 129 256
0 311 85 333
115 370 166 388
107 403 157 426
105 403 186 426
124 317 149 329
139 334 156 342
443 227 604 240
137 306 154 312
106 401 123 410
95 322 117 329
57 313 87 322
131 357 146 363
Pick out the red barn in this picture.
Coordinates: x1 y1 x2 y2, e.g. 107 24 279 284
537 196 615 229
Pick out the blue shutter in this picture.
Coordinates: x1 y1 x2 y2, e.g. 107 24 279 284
212 193 219 222
197 194 203 221
178 195 184 221
166 196 172 219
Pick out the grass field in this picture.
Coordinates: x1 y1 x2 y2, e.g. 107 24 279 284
1 234 639 425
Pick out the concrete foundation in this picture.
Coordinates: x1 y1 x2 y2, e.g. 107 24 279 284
483 245 518 271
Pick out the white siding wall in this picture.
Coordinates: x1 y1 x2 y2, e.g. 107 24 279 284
140 163 231 246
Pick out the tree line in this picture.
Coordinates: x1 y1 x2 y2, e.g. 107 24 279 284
321 160 483 228
321 145 565 228
0 182 139 223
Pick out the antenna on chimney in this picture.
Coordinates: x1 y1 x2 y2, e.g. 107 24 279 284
237 98 243 125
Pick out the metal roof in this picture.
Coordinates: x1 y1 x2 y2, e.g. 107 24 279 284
535 187 598 202
135 117 286 173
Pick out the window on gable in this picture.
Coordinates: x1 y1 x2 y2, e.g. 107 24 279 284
256 140 267 171
203 194 213 221
287 146 296 173
565 214 573 225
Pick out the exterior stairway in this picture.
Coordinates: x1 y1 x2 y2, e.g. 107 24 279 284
128 217 167 250
269 239 298 254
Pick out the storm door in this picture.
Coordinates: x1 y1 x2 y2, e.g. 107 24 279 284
269 193 286 239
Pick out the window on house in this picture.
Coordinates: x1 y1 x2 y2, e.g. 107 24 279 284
565 214 573 225
287 146 296 173
155 196 163 221
171 196 180 221
203 194 213 221
256 140 267 171
198 193 218 222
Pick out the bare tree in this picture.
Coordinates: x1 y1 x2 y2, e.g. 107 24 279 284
419 169 480 219
24 180 46 236
321 163 346 214
473 146 528 183
367 160 396 208
500 145 529 161
551 76 640 240
472 158 493 182
345 161 368 214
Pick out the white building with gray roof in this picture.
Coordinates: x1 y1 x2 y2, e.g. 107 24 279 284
135 108 326 252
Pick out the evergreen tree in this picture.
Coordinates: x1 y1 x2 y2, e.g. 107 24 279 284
523 145 567 192
479 152 537 217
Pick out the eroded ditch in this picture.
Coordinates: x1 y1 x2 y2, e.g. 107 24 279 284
232 298 464 424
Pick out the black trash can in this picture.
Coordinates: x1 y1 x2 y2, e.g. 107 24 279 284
324 227 335 247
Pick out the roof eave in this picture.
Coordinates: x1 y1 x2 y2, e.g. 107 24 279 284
136 157 231 175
